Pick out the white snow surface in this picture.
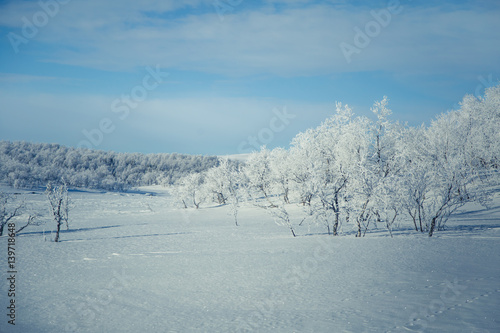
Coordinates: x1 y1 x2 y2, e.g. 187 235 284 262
1 185 499 333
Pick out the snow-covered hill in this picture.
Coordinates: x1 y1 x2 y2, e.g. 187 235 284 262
1 185 499 332
0 141 219 190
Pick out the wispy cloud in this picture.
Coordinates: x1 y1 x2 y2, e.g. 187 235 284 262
2 1 498 78
0 0 498 154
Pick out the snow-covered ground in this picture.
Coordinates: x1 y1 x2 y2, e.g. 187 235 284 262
1 185 499 333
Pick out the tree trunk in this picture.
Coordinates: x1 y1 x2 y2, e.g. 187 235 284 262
332 193 340 236
387 211 397 238
418 204 424 232
283 188 290 204
356 220 362 237
429 217 437 237
54 219 62 242
234 209 239 227
222 193 227 205
408 208 418 232
363 219 370 237
356 199 370 237
333 213 339 236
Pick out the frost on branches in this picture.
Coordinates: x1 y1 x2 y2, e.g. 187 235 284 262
0 193 24 237
171 84 499 237
46 181 71 242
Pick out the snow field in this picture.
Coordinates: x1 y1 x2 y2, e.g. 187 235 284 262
0 185 499 332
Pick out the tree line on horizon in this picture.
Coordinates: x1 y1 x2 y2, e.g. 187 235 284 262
0 141 219 191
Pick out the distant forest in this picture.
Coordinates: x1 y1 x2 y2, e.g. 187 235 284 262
0 141 219 191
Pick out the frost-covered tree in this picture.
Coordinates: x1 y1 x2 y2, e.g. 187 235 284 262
426 113 472 236
290 103 364 236
244 148 275 203
400 98 496 236
369 97 405 236
204 158 246 225
340 116 374 237
240 148 297 236
371 178 401 238
399 126 430 233
203 160 231 206
222 159 246 226
289 130 317 206
457 85 500 171
46 182 70 242
0 193 24 237
177 172 205 209
243 86 500 237
269 148 293 204
423 92 500 236
248 171 297 237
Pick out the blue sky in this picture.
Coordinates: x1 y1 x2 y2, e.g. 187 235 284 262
0 0 499 155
